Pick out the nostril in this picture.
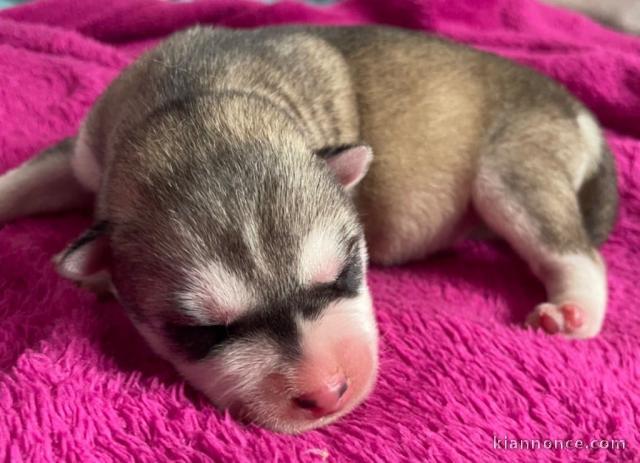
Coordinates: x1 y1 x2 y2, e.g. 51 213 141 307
336 380 348 399
292 396 317 410
292 377 349 415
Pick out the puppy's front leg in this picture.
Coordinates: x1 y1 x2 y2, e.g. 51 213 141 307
0 137 92 223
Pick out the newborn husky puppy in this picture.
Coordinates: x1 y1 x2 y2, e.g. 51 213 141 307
0 25 617 433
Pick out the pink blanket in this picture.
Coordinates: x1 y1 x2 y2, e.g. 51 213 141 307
1 0 639 461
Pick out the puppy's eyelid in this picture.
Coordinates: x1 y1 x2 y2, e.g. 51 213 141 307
164 322 231 361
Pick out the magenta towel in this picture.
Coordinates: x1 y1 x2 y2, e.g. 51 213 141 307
1 0 639 461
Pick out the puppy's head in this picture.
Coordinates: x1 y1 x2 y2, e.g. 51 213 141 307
55 131 377 433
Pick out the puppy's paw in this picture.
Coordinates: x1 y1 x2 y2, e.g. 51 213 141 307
526 302 599 339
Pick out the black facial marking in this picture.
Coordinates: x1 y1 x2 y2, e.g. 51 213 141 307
248 305 300 357
334 236 363 295
166 239 363 361
335 260 362 295
165 298 301 362
165 322 231 361
298 287 333 320
334 244 363 297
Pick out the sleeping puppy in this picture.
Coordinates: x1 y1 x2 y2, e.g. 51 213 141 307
0 25 618 433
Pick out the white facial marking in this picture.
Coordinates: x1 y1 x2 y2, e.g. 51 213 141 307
299 226 343 285
298 286 378 347
179 261 254 323
176 335 282 408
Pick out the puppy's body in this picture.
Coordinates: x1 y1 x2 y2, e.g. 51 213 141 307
82 25 616 260
0 25 618 432
542 0 640 35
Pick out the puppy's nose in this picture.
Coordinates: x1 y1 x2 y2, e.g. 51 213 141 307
292 374 349 417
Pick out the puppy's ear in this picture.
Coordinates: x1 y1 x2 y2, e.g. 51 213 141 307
316 144 373 191
54 221 111 290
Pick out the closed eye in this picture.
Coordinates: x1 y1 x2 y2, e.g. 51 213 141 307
314 237 363 298
301 256 363 319
164 323 230 361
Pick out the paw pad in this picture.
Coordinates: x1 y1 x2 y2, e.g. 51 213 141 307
527 302 586 336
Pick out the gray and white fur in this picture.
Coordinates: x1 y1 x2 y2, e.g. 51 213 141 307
542 0 640 35
0 25 618 433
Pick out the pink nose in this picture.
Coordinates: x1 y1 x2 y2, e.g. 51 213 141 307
292 375 349 417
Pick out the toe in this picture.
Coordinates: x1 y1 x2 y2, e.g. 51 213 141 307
539 312 560 334
560 304 584 332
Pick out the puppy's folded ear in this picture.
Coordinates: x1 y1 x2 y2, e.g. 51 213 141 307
54 221 112 292
316 144 373 191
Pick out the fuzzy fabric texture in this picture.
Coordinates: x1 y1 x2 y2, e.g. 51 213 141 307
1 0 639 461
